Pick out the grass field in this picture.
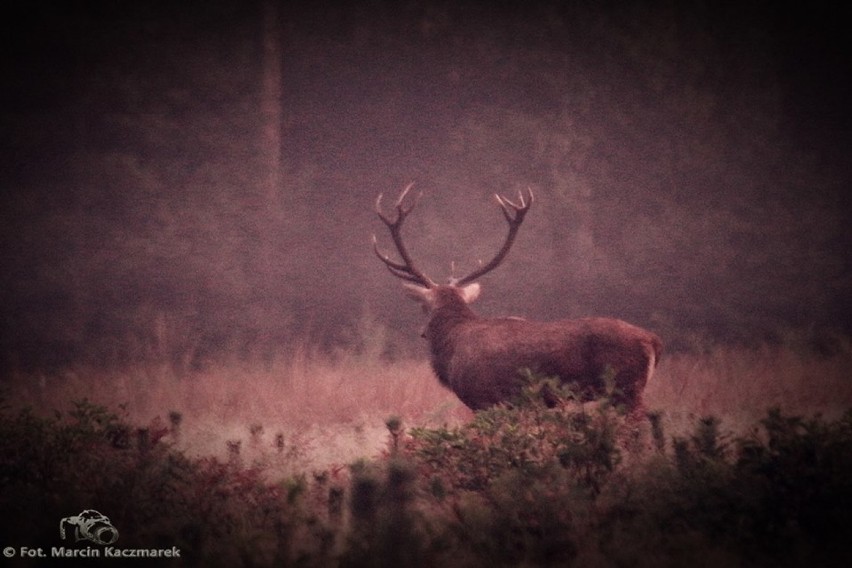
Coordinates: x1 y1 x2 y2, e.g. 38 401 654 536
5 338 852 473
3 337 852 566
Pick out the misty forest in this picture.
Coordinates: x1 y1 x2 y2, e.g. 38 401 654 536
2 1 851 566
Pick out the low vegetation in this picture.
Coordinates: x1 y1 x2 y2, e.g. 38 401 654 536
2 343 852 566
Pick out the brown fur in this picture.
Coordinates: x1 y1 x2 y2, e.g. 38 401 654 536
408 285 663 412
374 186 661 415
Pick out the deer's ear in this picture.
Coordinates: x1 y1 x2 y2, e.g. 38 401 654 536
403 283 436 309
459 283 481 304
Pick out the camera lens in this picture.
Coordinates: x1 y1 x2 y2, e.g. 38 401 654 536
91 524 119 545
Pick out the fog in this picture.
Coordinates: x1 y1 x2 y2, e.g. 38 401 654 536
1 0 850 372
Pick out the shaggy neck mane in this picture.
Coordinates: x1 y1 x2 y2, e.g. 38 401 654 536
425 298 477 387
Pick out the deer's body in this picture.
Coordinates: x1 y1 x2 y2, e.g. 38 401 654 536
373 184 662 414
412 284 661 411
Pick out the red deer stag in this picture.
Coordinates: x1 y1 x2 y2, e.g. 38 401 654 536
373 183 662 417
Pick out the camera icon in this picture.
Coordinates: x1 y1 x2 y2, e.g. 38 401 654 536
59 510 119 545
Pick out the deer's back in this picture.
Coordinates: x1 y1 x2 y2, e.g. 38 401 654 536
442 316 660 410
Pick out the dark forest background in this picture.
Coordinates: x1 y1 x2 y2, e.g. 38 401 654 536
1 0 850 373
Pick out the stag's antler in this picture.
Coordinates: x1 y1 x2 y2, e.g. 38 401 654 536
372 183 437 287
453 188 533 285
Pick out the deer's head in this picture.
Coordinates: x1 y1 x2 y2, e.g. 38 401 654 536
373 183 533 318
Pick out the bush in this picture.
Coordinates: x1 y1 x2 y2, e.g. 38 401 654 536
0 398 334 566
405 373 622 495
3 391 852 567
601 409 852 568
392 377 626 566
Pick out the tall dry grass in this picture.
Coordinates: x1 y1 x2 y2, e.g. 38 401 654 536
3 340 470 473
646 341 852 437
4 337 851 472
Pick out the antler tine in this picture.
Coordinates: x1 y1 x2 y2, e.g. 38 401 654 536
376 182 421 226
373 183 436 288
371 235 431 284
395 181 417 208
454 187 533 286
495 187 534 220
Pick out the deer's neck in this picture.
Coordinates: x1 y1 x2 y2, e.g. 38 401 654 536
425 303 477 387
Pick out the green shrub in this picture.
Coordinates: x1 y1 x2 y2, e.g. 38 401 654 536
396 374 624 566
0 399 332 566
405 373 622 496
3 391 852 567
601 409 852 567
